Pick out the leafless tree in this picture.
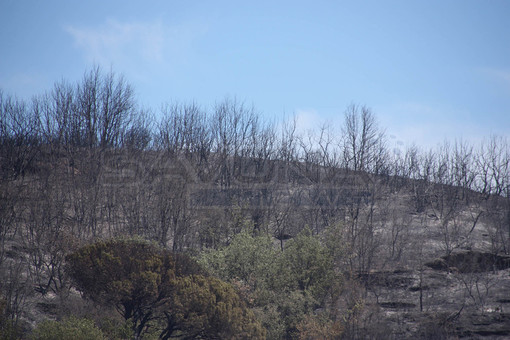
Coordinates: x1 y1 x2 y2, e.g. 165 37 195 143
210 97 260 187
341 104 385 173
476 136 510 253
122 108 153 151
0 91 41 180
75 66 135 148
338 105 387 275
36 80 75 149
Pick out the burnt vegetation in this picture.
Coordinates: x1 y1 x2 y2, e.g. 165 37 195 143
1 67 510 339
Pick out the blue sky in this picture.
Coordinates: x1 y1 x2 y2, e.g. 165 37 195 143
1 0 509 149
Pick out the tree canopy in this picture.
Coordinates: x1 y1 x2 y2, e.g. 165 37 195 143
198 227 341 339
66 238 265 339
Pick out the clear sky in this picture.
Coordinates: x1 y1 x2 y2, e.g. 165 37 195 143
1 0 509 149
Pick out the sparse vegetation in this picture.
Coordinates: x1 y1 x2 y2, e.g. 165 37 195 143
1 67 509 338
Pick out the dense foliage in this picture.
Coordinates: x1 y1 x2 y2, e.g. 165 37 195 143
198 227 342 338
31 317 106 340
66 239 265 339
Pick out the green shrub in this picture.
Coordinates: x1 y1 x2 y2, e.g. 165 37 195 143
31 317 105 340
198 227 341 339
66 238 265 339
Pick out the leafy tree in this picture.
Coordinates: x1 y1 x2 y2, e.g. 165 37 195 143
66 238 180 338
162 274 265 339
282 227 337 303
198 227 340 339
198 229 278 291
66 238 264 339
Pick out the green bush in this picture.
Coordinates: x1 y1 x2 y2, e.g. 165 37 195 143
198 227 341 339
0 321 23 340
31 317 105 340
66 238 265 339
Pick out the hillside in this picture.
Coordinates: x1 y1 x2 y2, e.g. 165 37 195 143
1 146 509 339
1 69 510 339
